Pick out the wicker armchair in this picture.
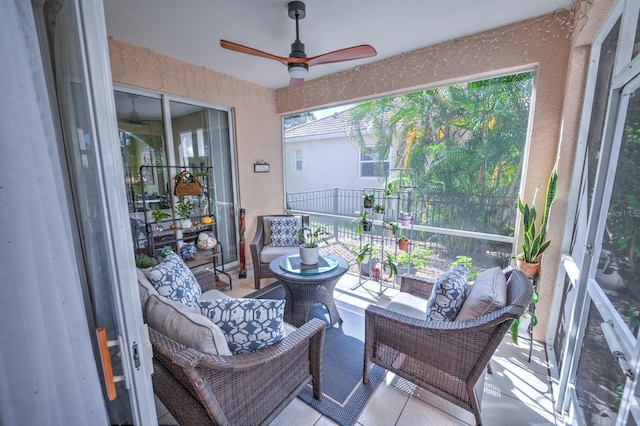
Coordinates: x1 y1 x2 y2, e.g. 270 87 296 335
363 268 532 425
147 270 325 426
250 214 309 289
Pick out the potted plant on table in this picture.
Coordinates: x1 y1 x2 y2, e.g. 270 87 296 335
175 197 195 229
151 209 171 231
294 226 329 265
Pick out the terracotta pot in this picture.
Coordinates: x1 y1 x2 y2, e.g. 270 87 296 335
398 239 410 251
517 259 539 278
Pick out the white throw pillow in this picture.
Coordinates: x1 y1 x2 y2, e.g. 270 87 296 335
146 294 232 356
455 267 507 321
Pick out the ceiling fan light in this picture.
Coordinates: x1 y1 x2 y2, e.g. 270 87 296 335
288 63 308 79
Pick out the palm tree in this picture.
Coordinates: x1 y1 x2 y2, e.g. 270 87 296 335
347 72 533 251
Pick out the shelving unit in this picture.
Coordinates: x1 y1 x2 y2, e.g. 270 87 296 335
137 165 232 289
353 168 417 295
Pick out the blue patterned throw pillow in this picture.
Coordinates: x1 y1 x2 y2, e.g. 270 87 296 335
268 217 300 247
147 253 201 309
199 298 286 354
426 264 469 321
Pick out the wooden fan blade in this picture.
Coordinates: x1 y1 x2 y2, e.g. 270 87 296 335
306 45 377 66
220 40 289 66
289 77 305 88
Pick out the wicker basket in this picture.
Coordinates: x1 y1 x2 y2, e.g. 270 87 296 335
173 170 202 196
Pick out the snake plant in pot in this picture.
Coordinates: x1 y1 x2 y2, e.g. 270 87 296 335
515 164 558 277
510 164 558 344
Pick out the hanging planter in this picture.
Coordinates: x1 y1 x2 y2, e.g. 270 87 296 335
363 193 375 209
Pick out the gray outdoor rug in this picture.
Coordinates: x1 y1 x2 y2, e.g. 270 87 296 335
249 282 386 426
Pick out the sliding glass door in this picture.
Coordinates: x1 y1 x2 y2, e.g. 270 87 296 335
114 90 239 266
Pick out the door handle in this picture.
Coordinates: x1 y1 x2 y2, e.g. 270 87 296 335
96 328 127 400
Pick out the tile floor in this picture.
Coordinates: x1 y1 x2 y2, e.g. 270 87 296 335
156 266 560 426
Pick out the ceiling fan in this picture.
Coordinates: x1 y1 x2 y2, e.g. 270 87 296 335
220 1 377 88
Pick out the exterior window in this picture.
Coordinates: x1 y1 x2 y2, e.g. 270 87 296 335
295 150 303 171
360 147 389 177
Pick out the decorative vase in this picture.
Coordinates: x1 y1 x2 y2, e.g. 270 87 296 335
299 245 320 265
181 218 193 229
516 258 540 278
179 243 197 260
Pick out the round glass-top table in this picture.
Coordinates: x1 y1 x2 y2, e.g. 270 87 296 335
269 255 348 327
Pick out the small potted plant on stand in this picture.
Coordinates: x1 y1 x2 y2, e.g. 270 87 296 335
352 211 372 235
151 209 171 231
372 204 385 221
383 220 398 238
397 235 410 251
399 211 412 226
175 197 195 229
510 164 558 346
515 164 558 278
294 226 329 265
363 193 375 209
382 252 398 280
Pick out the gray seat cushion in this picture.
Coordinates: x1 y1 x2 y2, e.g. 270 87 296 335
385 292 429 320
259 245 299 264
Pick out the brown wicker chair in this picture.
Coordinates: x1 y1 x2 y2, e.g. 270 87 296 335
148 270 325 426
363 268 532 425
250 214 309 289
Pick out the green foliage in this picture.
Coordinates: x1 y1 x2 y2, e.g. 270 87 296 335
151 209 171 225
351 211 371 236
363 193 375 206
135 255 156 268
450 255 479 280
373 204 385 213
175 197 194 219
383 220 398 234
356 243 373 263
517 164 558 263
383 252 398 278
294 226 329 248
347 72 534 245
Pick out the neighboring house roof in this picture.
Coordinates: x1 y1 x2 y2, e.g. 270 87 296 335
285 108 363 139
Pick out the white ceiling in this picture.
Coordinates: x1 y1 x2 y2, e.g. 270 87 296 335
104 0 572 90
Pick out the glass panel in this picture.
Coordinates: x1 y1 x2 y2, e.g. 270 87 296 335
50 3 134 423
553 273 575 369
114 91 168 254
170 100 238 264
596 84 640 336
575 302 626 425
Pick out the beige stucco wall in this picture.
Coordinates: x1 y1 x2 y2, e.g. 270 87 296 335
108 38 284 260
277 11 574 340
